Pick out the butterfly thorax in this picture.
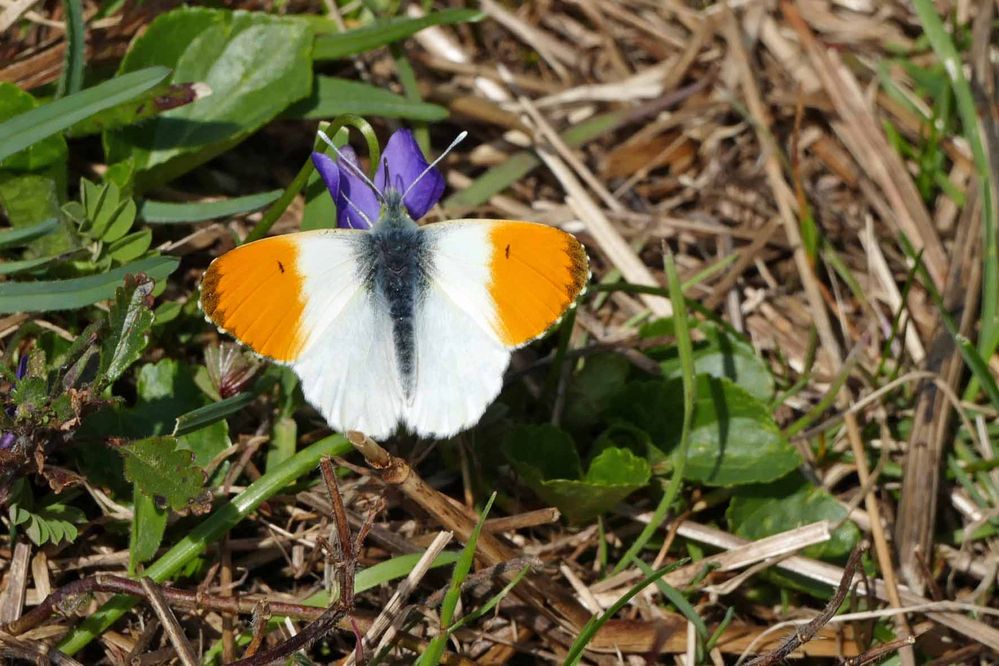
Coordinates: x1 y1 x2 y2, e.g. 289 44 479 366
363 188 429 398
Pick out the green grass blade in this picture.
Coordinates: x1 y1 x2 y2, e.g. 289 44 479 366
0 67 170 162
356 551 461 595
0 218 59 249
420 492 497 666
443 111 624 214
57 434 353 655
172 392 258 436
444 566 530 636
285 77 447 122
612 249 693 574
0 255 178 314
564 560 686 665
56 0 86 97
313 9 483 60
139 190 282 224
912 0 998 357
634 558 708 648
0 255 61 276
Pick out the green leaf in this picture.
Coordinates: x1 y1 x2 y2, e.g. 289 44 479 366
98 273 156 387
139 189 281 224
66 83 205 137
265 415 296 472
563 352 632 430
58 434 353 655
0 83 67 170
0 67 170 163
101 201 139 244
119 436 206 511
641 320 775 402
0 255 178 314
106 228 152 264
172 391 256 436
0 255 61 276
107 8 313 190
503 424 650 523
313 9 483 60
610 376 800 486
9 500 85 547
56 0 85 97
420 492 496 666
286 77 447 121
727 473 861 560
177 418 230 470
130 490 168 573
0 218 59 249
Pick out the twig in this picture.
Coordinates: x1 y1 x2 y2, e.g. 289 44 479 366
346 531 454 665
841 635 917 666
227 457 362 666
139 577 198 666
743 541 868 666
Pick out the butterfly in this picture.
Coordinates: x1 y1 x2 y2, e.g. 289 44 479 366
199 129 588 440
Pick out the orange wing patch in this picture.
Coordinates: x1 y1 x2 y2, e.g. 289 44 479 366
200 236 307 362
488 222 588 347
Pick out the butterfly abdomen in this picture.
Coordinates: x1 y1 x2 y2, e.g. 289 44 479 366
364 224 430 398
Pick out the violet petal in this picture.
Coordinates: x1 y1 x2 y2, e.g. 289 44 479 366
374 129 444 219
0 432 14 450
311 152 340 202
335 145 380 230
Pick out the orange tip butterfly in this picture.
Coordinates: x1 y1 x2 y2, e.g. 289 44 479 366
199 129 588 440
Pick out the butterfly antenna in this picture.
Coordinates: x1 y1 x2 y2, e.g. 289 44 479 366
316 130 386 204
402 130 468 200
339 191 374 229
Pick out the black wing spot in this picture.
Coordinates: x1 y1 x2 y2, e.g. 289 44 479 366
277 260 285 273
505 244 511 259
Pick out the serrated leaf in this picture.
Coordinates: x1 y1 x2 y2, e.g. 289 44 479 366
107 8 313 190
119 436 206 511
106 228 151 263
286 77 447 121
728 473 860 560
641 320 775 402
610 376 800 486
0 255 178 314
99 273 156 387
503 424 650 523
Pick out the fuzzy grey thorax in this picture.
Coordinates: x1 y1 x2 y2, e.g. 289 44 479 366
361 188 430 399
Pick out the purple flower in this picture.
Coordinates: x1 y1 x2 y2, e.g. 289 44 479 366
311 129 445 230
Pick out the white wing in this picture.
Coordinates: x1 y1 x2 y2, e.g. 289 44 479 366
200 229 406 440
402 223 511 438
292 234 406 440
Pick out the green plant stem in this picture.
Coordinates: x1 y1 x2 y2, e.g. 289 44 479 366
242 114 380 244
57 434 352 655
611 249 694 574
912 0 998 360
